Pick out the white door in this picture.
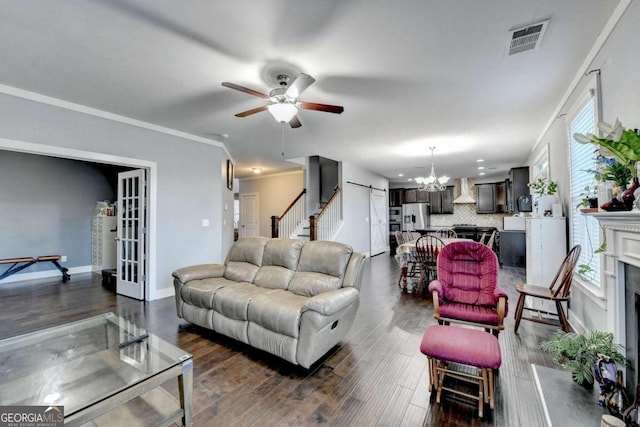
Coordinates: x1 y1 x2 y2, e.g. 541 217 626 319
369 189 387 256
116 169 147 300
239 193 259 238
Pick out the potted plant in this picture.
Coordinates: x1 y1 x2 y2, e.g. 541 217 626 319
576 184 599 212
540 330 626 387
528 176 558 215
575 120 640 210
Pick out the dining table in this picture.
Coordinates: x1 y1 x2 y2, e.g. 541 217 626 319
395 237 473 294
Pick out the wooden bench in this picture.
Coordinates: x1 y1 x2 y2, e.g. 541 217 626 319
420 325 502 418
0 255 70 282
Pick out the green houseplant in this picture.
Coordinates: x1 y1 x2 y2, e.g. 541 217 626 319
576 184 599 210
540 330 626 386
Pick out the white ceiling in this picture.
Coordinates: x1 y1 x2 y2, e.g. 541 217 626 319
0 0 621 181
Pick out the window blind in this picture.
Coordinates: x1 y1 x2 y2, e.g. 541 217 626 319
569 97 600 285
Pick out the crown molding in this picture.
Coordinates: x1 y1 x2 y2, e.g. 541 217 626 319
0 83 234 162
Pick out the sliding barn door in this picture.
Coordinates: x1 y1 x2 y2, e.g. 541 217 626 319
369 189 387 256
116 169 147 300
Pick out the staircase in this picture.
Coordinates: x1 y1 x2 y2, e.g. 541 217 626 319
272 188 342 242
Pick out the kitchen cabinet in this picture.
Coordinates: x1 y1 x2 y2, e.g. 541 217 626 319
476 183 495 213
495 181 507 212
401 187 453 214
433 186 454 214
508 166 530 212
441 186 454 213
404 188 417 204
499 230 525 267
417 189 430 203
476 181 508 213
389 189 403 207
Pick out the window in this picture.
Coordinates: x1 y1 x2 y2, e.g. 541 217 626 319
568 94 600 286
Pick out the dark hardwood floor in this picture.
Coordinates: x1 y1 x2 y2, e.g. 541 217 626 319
0 254 558 426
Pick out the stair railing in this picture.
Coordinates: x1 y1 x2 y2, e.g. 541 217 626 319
271 189 306 238
310 187 341 241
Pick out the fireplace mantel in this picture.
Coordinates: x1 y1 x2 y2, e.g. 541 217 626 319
591 211 640 361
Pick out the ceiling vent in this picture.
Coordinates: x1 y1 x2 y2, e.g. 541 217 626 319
506 19 549 55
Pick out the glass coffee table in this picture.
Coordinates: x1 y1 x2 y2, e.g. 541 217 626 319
0 312 192 426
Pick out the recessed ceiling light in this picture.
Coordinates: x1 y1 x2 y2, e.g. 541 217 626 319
478 166 485 170
479 172 486 176
398 173 404 177
407 178 413 181
477 159 484 162
252 168 262 174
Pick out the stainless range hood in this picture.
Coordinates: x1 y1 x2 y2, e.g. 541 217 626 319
453 178 476 204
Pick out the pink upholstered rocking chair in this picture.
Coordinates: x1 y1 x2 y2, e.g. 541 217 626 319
428 241 507 336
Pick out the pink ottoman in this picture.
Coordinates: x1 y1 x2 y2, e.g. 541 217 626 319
420 325 501 418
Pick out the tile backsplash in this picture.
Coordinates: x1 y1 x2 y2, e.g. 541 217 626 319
431 178 510 229
430 203 509 229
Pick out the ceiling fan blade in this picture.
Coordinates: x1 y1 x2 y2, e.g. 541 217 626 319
286 73 315 98
235 105 268 117
299 102 344 114
289 116 302 128
222 82 270 99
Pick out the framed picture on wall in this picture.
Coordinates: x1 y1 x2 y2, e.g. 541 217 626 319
226 160 234 191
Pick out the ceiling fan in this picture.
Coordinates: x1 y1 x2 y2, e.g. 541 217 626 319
221 73 344 128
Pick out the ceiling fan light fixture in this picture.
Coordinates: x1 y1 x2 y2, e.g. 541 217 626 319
268 103 298 123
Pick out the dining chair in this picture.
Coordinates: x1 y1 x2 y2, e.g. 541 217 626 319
415 235 445 295
434 228 457 239
513 244 582 333
395 230 421 289
429 241 507 335
478 232 487 245
485 230 497 251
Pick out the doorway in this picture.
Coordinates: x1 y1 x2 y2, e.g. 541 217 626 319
0 138 158 300
239 192 259 238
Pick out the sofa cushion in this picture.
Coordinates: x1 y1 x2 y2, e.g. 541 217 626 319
223 237 268 283
296 240 352 277
288 272 343 297
224 261 261 283
253 266 296 290
252 239 303 289
288 241 352 297
180 277 238 309
247 290 309 338
262 239 304 270
213 282 275 320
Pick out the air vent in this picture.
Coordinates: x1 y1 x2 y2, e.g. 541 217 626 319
506 19 549 55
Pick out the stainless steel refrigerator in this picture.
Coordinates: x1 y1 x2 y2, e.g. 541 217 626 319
402 203 430 232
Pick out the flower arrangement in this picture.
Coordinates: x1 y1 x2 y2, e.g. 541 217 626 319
574 119 640 180
528 176 558 198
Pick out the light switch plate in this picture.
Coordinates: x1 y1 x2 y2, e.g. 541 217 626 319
202 219 210 227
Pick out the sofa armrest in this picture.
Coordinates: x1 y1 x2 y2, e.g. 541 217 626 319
303 287 359 316
172 264 225 283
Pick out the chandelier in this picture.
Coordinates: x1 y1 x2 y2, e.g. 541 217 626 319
415 147 450 192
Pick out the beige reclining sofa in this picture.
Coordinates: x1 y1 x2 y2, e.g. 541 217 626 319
172 237 365 368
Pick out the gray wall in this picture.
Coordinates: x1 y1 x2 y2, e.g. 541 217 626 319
0 92 232 299
237 171 304 238
319 156 339 203
0 151 115 272
336 161 389 255
526 1 640 333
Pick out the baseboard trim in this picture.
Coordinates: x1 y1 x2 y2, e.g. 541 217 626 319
0 265 93 284
151 286 175 301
